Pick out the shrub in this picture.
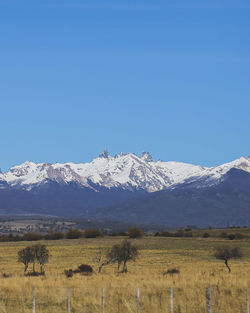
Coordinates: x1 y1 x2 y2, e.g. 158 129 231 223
0 235 9 242
65 264 93 277
163 268 180 275
128 227 144 238
7 234 22 242
83 229 103 238
75 264 93 274
111 231 128 236
44 232 64 240
228 234 236 240
203 232 210 238
64 269 74 278
158 230 187 237
66 229 83 239
25 271 44 277
159 230 173 237
174 230 184 237
22 232 43 241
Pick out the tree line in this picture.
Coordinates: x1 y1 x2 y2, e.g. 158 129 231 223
2 226 249 243
1 227 145 242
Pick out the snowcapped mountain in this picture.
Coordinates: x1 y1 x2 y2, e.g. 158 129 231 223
1 151 250 192
1 151 250 226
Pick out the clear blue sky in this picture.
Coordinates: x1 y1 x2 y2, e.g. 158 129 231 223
1 0 250 171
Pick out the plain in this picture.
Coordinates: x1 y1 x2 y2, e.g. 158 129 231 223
0 234 249 313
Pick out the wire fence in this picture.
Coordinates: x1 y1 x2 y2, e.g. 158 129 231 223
0 286 249 313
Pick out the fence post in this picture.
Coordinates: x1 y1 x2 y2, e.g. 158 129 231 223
67 288 70 313
101 287 105 313
206 287 212 313
170 288 173 313
247 288 249 313
32 286 36 313
137 287 140 313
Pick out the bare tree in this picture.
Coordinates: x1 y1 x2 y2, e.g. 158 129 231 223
214 246 242 273
93 248 117 273
93 248 108 273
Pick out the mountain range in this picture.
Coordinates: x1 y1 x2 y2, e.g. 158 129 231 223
0 151 250 227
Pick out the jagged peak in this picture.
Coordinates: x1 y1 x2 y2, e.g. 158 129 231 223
141 151 154 162
98 149 110 159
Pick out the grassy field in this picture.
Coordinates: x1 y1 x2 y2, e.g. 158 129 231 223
0 235 249 313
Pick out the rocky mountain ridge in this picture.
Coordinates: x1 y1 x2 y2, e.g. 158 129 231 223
1 151 250 193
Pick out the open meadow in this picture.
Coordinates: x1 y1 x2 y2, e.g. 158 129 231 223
0 234 249 313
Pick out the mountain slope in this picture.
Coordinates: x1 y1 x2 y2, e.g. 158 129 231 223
0 181 145 216
89 168 250 227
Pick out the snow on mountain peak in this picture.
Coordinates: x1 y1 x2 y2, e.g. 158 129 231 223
1 154 250 192
232 156 250 173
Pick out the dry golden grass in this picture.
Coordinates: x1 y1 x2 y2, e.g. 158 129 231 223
0 236 249 313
